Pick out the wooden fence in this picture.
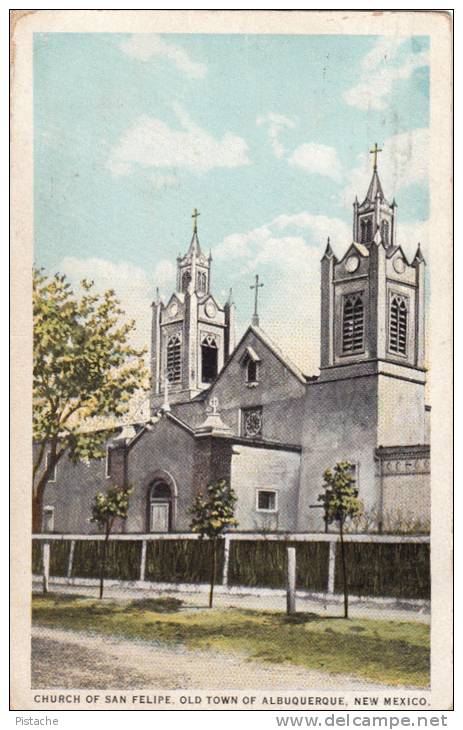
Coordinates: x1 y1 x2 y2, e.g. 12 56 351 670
32 532 430 600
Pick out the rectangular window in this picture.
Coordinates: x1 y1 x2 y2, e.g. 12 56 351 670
389 294 408 355
342 293 364 354
46 451 57 482
241 406 263 438
256 490 277 512
42 506 55 533
246 360 259 383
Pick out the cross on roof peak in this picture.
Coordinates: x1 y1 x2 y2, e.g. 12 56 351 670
369 142 383 171
191 207 200 234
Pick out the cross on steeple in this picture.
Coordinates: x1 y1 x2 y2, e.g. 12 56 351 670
192 208 200 234
250 274 264 327
369 142 383 171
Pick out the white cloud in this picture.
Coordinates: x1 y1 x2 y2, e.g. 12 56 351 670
153 259 176 289
214 212 351 374
256 112 296 158
342 127 429 206
344 37 429 111
149 172 179 190
107 104 250 176
120 34 206 79
288 143 343 182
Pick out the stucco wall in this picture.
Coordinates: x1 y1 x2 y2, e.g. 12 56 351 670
377 375 426 446
208 329 306 444
382 472 431 526
230 444 301 532
298 375 379 531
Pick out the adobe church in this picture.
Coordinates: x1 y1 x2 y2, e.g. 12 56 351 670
40 155 431 535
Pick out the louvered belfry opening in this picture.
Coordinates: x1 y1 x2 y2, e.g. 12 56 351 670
167 334 182 382
389 295 408 354
342 294 364 354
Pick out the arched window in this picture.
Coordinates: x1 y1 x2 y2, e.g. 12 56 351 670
201 333 218 383
167 333 182 382
181 270 191 292
197 271 207 293
342 293 364 354
389 295 408 355
381 219 390 245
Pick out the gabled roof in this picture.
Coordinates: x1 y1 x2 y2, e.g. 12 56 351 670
207 324 309 388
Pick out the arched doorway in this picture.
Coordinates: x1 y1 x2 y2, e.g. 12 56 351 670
148 479 173 533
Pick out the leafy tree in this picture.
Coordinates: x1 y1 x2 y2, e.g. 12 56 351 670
33 268 148 532
90 485 132 599
190 479 238 608
318 461 364 618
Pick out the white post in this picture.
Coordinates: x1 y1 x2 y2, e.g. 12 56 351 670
42 542 50 594
222 535 230 587
328 540 336 594
67 540 75 580
139 540 147 582
286 546 296 615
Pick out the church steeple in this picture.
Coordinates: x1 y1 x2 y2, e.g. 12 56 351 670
176 208 211 296
353 143 396 248
151 209 233 410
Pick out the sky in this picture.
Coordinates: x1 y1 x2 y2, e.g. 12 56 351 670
34 32 430 375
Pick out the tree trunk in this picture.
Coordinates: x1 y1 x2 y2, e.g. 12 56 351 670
339 519 349 619
32 489 45 534
209 539 217 608
99 527 110 600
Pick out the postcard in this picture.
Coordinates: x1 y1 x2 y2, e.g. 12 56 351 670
10 9 453 712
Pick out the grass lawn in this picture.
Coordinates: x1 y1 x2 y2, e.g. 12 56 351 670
32 593 430 688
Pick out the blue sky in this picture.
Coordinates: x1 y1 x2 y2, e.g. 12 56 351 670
34 32 429 374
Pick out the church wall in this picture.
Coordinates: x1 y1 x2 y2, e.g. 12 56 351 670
41 451 108 534
298 375 379 532
381 472 431 528
208 330 306 443
126 418 196 532
377 375 426 446
230 444 301 532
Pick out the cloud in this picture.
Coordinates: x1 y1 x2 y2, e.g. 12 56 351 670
107 104 250 176
289 143 343 182
342 127 429 206
214 212 351 374
344 37 429 111
120 34 206 79
256 112 296 158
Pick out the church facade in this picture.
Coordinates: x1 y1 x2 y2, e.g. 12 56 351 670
38 162 431 535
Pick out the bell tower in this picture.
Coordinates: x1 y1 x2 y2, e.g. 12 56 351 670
151 210 236 410
321 148 426 375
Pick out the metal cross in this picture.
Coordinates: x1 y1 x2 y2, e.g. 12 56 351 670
209 396 219 415
369 142 383 171
192 208 200 233
250 274 264 326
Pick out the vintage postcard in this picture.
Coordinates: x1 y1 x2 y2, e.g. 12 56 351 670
10 10 453 712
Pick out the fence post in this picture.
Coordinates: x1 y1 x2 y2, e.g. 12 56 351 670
139 540 147 582
67 540 75 580
286 546 296 614
42 541 50 594
222 535 230 587
328 540 336 594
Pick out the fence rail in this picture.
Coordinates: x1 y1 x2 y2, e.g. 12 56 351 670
32 532 430 600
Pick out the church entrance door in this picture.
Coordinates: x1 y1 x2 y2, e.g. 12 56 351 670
150 502 170 533
148 479 172 532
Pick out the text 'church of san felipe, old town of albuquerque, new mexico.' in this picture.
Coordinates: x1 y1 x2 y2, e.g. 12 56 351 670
37 151 430 536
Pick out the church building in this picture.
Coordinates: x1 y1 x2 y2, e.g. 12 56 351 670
38 155 430 535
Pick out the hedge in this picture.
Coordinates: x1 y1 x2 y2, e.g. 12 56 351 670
334 541 430 599
228 540 329 591
71 540 142 581
145 539 224 584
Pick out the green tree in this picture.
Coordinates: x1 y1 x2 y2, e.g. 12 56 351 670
190 479 238 608
318 461 364 618
33 268 148 532
90 485 132 599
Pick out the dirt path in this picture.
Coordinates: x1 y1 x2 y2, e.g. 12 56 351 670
32 625 410 692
